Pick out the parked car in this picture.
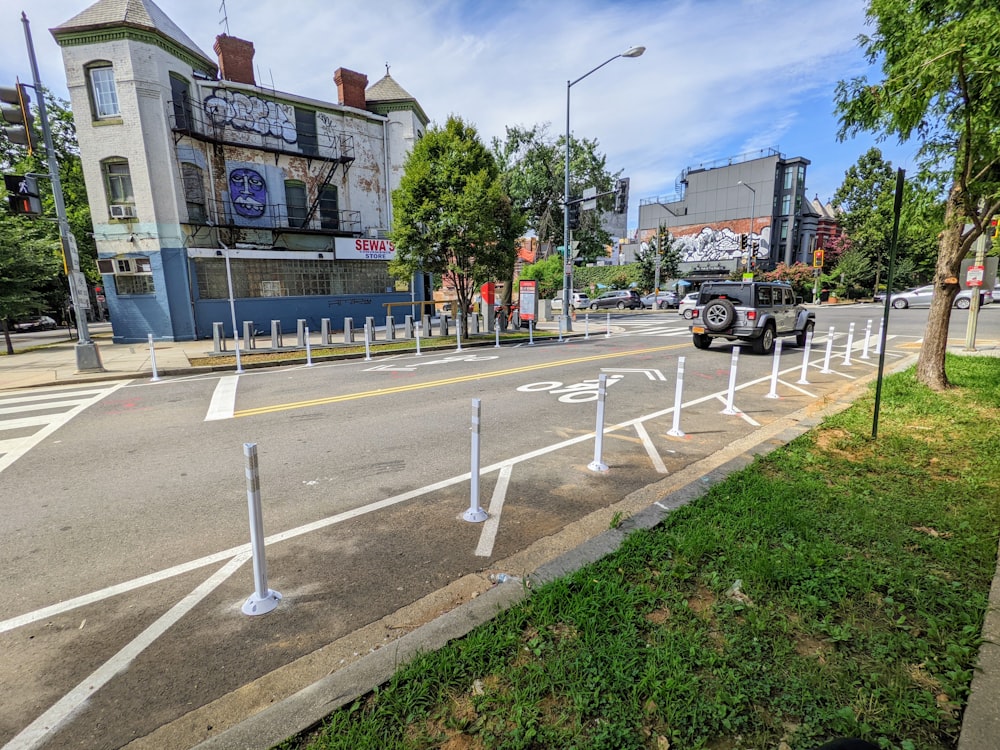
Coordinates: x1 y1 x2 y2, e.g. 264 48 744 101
678 292 699 319
640 291 679 309
688 281 815 355
883 285 991 309
13 315 57 332
589 289 642 310
551 290 590 311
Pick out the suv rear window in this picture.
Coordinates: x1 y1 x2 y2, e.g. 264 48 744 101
698 285 752 307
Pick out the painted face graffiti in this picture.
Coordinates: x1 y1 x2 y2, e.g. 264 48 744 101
229 168 267 218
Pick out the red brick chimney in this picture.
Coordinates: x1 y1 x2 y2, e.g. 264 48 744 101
214 35 256 85
334 68 368 110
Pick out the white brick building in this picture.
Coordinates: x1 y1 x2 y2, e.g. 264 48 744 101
52 0 428 342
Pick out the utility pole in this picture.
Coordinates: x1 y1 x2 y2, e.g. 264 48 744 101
963 229 988 352
21 12 102 371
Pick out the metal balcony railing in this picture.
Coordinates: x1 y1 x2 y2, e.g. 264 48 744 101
169 96 356 164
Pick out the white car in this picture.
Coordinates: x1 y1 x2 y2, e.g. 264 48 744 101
678 292 699 319
551 290 590 311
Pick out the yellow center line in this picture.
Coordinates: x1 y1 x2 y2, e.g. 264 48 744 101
235 342 690 417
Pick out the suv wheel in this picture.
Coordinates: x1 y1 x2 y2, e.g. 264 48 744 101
795 320 814 348
752 322 775 355
590 303 598 310
692 333 712 350
892 298 908 309
682 308 694 320
703 299 736 331
955 296 971 309
617 301 626 309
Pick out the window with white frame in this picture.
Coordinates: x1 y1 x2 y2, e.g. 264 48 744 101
88 64 120 119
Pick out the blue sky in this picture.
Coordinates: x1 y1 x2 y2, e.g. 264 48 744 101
1 0 917 233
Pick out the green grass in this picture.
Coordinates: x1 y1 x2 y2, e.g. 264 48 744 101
284 355 1000 750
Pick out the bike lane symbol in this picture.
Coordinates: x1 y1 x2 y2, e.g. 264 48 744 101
517 375 624 403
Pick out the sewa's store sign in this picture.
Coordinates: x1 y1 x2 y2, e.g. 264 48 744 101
335 237 396 261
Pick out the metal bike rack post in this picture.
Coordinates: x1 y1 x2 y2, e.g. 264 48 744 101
588 373 610 472
241 443 282 616
296 319 306 347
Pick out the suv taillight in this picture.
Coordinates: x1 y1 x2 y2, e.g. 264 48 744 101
747 311 757 320
692 309 699 319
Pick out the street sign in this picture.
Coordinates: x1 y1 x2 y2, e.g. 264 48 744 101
966 265 984 287
582 187 597 211
518 280 537 321
70 270 91 309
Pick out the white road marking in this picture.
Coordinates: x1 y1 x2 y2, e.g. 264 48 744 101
204 375 240 421
634 421 668 474
475 464 514 557
0 382 128 475
715 394 762 426
1 360 859 633
3 553 250 750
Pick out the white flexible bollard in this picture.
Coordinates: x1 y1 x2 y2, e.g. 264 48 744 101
494 321 500 348
721 347 741 415
874 317 884 355
463 399 488 522
667 356 686 437
456 315 464 352
528 319 534 345
305 326 313 367
558 314 564 343
364 325 372 361
797 330 813 385
766 338 783 399
821 326 835 374
415 320 422 356
605 312 611 338
241 443 281 616
148 333 161 382
588 373 610 472
842 322 855 366
860 319 873 360
585 314 590 339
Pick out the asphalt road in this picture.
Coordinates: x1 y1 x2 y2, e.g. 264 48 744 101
1 304 996 749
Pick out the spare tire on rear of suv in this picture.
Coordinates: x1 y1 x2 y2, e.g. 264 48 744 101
703 299 736 331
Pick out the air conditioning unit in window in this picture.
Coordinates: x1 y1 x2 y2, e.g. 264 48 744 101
110 204 137 219
367 227 389 239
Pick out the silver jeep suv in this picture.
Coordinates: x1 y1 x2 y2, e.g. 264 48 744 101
689 281 815 354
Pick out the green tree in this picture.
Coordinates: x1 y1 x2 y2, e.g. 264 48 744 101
519 253 563 299
390 116 524 335
827 249 873 299
492 124 618 264
761 262 818 300
835 0 1000 390
1 89 95 321
0 218 62 353
833 148 896 294
636 225 681 292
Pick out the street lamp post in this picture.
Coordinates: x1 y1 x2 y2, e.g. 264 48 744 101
563 45 645 332
737 181 756 274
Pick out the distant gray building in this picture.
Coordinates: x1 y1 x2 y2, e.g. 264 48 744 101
637 148 818 280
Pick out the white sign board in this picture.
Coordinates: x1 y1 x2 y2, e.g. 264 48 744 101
518 280 537 321
334 236 396 261
71 270 91 309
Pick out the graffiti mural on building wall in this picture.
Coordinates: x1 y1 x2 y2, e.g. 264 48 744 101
229 168 268 218
640 222 770 265
204 89 297 144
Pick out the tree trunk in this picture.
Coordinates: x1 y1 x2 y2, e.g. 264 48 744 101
915 186 965 390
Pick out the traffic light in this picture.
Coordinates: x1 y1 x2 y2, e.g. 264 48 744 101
1 83 36 154
4 174 42 216
739 233 748 251
813 248 824 268
613 177 629 214
990 215 999 239
567 201 580 230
